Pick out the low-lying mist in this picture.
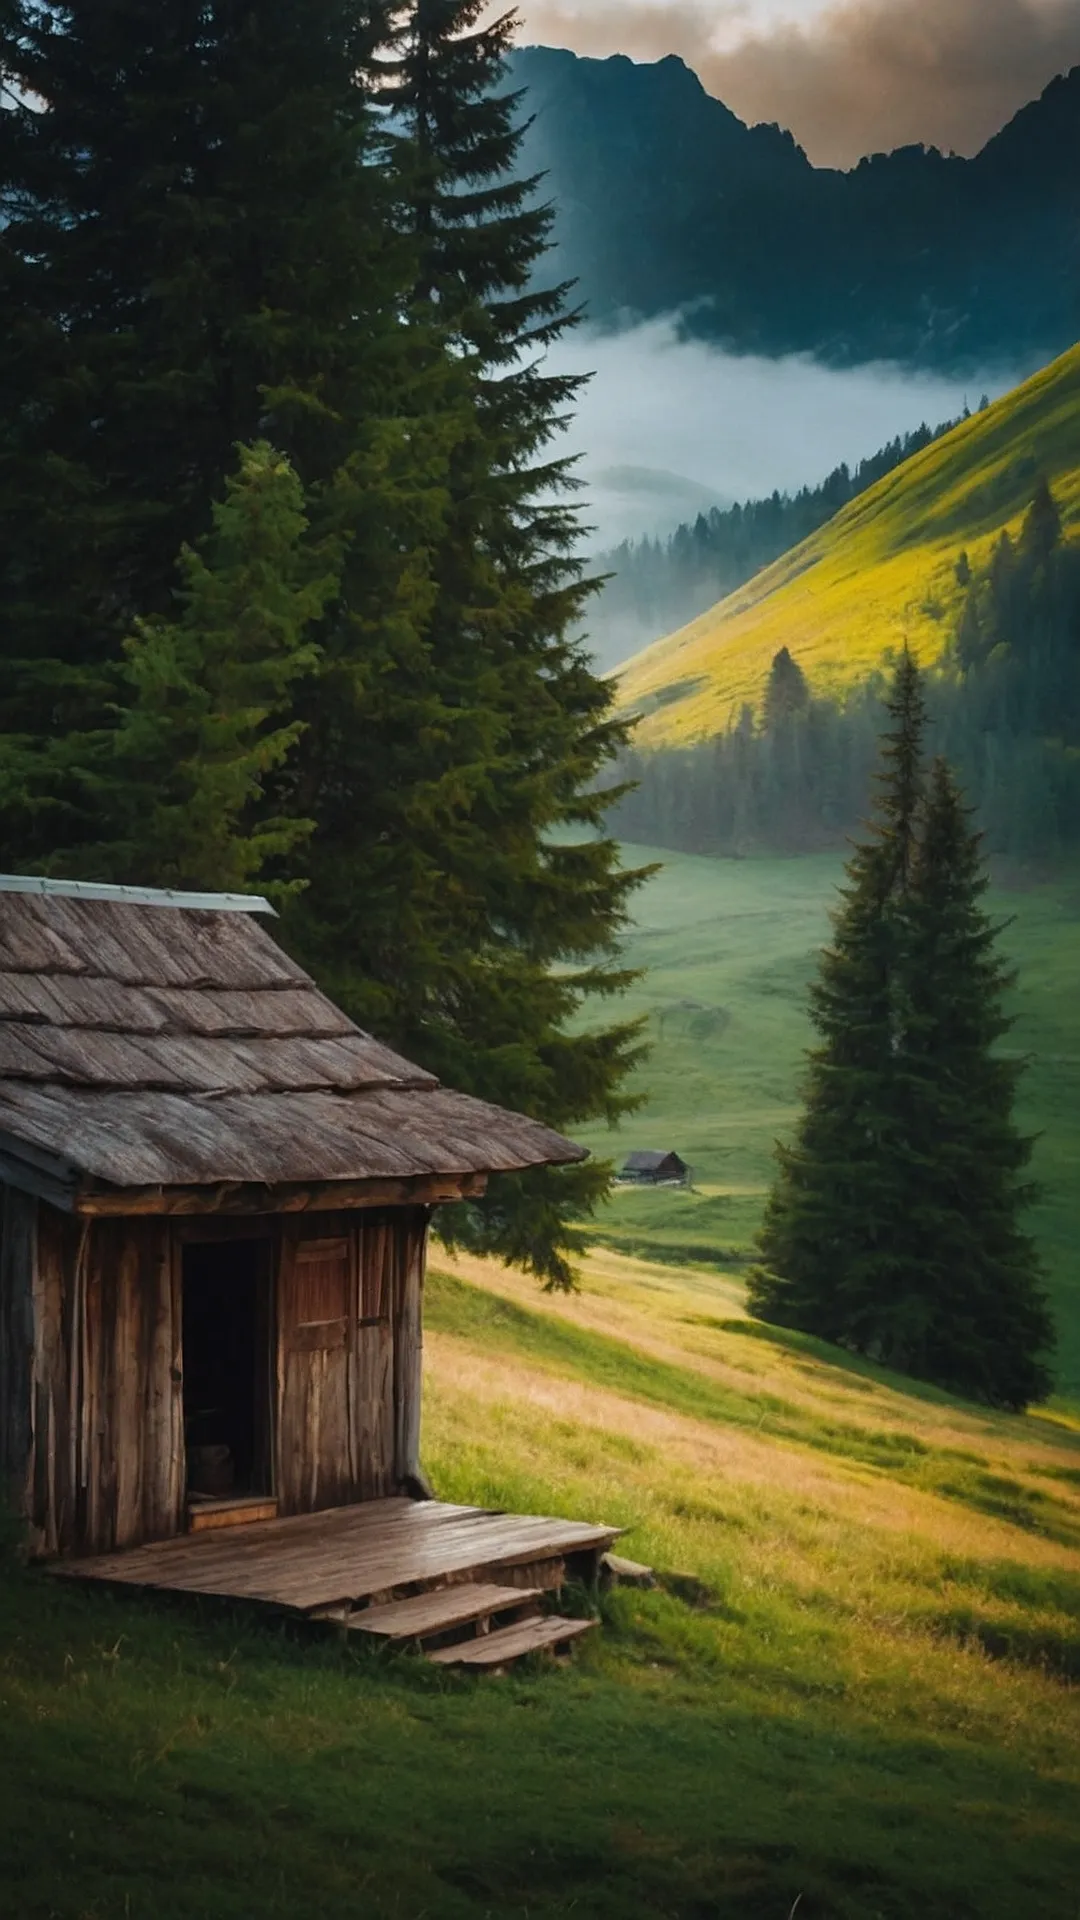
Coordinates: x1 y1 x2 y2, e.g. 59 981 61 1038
547 316 1016 555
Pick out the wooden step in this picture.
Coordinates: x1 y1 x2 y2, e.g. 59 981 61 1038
427 1614 596 1670
346 1582 541 1643
187 1495 278 1533
602 1551 655 1589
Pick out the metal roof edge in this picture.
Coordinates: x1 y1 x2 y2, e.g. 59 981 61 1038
0 874 277 916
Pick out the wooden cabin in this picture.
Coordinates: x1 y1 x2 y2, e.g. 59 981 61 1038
618 1149 690 1188
0 876 588 1564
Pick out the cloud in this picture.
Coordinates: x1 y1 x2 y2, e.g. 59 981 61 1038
541 315 1006 551
710 0 1080 165
512 3 728 66
512 0 1080 167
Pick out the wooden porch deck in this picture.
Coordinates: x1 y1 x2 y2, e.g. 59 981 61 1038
50 1499 622 1617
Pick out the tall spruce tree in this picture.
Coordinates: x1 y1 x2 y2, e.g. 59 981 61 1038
750 656 925 1345
1 0 646 1286
0 0 424 867
900 758 1052 1406
751 658 1054 1406
293 0 648 1284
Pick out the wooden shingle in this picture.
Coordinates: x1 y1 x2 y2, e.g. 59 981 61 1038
0 883 584 1200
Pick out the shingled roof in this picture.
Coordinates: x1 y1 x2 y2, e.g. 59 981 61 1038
0 879 585 1201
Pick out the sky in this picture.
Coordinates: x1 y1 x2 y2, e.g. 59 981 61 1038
502 0 1080 168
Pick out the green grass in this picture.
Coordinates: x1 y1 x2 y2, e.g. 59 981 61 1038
571 846 1080 1403
4 1241 1080 1919
3 864 1079 1919
613 342 1080 742
426 1271 1080 1543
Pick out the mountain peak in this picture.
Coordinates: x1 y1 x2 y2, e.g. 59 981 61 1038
976 62 1080 182
510 43 810 168
508 45 1078 372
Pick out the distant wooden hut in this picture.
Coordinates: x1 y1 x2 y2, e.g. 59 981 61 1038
618 1150 690 1188
0 877 586 1563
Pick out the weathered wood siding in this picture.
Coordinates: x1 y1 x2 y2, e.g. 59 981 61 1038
12 1196 429 1558
15 1200 184 1558
276 1209 428 1516
0 1184 36 1522
277 1226 355 1514
393 1211 427 1490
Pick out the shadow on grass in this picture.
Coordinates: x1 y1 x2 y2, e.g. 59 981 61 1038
583 1233 753 1270
923 1604 1080 1681
710 1317 967 1408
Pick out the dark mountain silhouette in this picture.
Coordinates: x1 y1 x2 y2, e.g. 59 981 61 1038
510 48 1080 371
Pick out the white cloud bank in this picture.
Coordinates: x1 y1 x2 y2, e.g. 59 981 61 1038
544 317 1014 552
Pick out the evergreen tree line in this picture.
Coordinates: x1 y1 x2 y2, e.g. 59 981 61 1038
612 482 1080 863
587 413 968 666
752 655 1053 1410
0 0 647 1285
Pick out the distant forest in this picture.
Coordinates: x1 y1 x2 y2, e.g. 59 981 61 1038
587 412 968 666
613 482 1080 863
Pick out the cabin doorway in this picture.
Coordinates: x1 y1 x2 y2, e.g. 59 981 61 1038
181 1238 273 1506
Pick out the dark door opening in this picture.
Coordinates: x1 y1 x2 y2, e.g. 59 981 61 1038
181 1239 272 1500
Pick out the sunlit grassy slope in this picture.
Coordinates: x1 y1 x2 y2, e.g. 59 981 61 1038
3 1245 1080 1918
570 847 1080 1405
613 342 1080 747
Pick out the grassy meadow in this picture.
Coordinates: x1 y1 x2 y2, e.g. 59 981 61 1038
614 342 1080 745
571 845 1080 1405
3 848 1079 1920
3 1243 1080 1917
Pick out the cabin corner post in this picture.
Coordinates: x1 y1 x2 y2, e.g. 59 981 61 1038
394 1210 430 1496
0 1185 36 1536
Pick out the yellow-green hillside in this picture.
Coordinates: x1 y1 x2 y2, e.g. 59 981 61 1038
614 342 1080 749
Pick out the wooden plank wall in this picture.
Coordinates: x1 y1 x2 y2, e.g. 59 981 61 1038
21 1202 184 1558
277 1225 355 1515
0 1184 36 1523
357 1212 396 1500
276 1208 429 1517
11 1198 429 1556
393 1211 428 1490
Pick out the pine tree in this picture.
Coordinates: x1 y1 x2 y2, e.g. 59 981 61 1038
954 579 986 670
749 656 926 1345
288 0 649 1285
0 0 420 867
877 648 926 890
760 648 811 846
900 759 1052 1406
762 647 810 731
100 443 333 894
751 660 1054 1407
1020 477 1062 567
753 660 912 1341
749 828 901 1340
1 0 647 1286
